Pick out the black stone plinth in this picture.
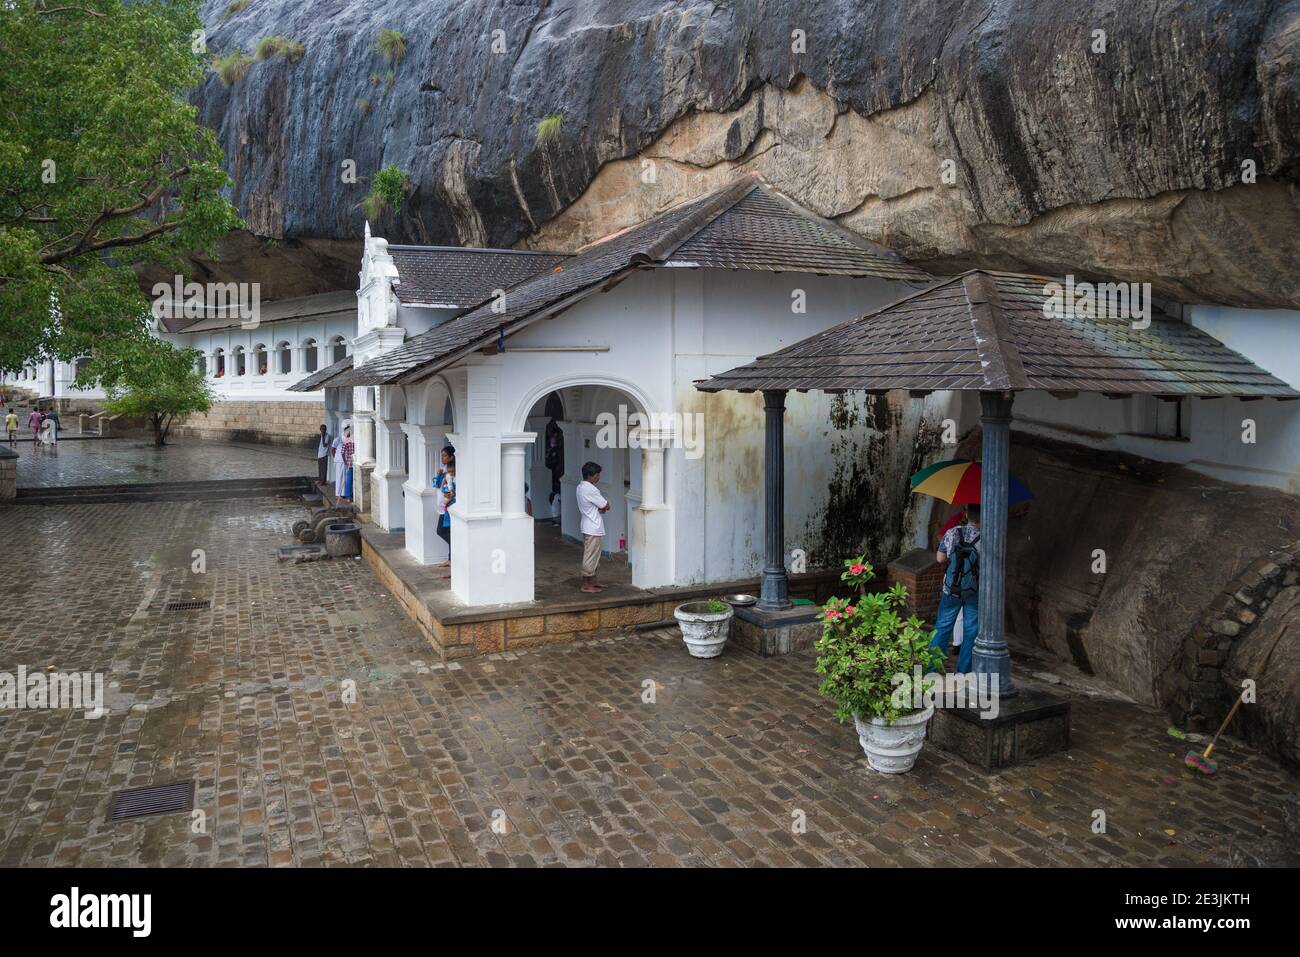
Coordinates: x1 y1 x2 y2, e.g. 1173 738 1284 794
732 603 822 657
929 686 1071 772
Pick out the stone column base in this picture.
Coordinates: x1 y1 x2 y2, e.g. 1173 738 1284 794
732 603 822 656
929 686 1071 772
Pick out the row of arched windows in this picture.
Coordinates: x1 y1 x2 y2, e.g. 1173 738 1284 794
199 336 348 380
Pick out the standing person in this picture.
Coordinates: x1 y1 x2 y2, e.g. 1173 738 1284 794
576 461 611 593
334 424 353 502
45 408 59 444
315 424 332 486
930 505 981 674
433 453 456 570
545 416 564 513
27 408 43 445
5 408 17 446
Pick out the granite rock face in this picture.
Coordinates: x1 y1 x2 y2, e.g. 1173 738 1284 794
191 0 1300 306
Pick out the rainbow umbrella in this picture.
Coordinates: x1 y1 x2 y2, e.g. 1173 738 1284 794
910 458 1034 506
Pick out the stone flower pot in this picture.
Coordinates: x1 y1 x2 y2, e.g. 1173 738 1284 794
673 601 734 658
853 706 935 773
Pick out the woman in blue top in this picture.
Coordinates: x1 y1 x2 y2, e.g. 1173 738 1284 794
434 452 456 569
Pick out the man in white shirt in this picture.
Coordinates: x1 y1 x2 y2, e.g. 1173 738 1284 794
576 461 611 593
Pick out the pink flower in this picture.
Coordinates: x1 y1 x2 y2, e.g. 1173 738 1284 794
849 563 866 575
844 605 855 616
825 610 842 620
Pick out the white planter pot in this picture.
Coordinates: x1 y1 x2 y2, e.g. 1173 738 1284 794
673 601 733 658
853 706 934 774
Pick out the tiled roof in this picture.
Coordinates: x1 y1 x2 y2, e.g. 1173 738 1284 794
161 291 356 334
333 178 931 388
696 271 1300 399
286 353 353 392
389 246 570 307
667 187 929 281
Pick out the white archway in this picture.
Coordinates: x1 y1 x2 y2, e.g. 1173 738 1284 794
510 371 656 435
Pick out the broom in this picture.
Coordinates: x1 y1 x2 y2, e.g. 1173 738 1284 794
1184 692 1245 775
1184 619 1289 775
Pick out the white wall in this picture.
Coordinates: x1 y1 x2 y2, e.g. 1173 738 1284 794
1013 305 1300 493
164 312 356 402
475 267 927 587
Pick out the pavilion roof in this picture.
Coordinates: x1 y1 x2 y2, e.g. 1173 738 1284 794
695 271 1300 399
287 353 353 392
332 177 930 388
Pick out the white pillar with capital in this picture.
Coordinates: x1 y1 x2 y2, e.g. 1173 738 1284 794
375 416 407 531
447 361 538 606
401 423 447 563
631 428 674 588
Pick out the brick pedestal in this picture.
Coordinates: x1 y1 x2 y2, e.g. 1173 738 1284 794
887 548 944 624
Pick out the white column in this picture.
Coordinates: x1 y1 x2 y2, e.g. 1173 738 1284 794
631 428 674 588
500 434 531 516
447 362 536 606
375 417 407 531
401 423 447 563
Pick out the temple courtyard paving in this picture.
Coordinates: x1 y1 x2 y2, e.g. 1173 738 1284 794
0 495 1295 867
12 436 313 488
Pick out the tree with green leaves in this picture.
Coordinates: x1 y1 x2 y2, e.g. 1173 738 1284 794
0 0 243 377
97 337 213 446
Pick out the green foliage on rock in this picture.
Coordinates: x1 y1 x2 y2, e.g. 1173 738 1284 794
96 337 214 447
814 558 944 724
0 0 243 374
213 49 254 84
536 112 563 145
256 35 304 63
361 165 411 220
375 29 406 64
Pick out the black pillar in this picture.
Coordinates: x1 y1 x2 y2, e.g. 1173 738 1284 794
973 390 1016 697
757 389 791 611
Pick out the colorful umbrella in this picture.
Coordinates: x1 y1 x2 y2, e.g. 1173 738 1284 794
910 459 1034 506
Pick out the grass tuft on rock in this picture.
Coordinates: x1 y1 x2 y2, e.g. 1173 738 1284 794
536 112 563 145
256 36 305 63
212 50 254 86
375 29 407 64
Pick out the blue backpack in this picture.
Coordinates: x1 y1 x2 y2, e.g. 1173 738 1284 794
948 539 980 598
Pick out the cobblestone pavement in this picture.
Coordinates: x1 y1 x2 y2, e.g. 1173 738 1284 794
0 497 1294 867
12 437 313 488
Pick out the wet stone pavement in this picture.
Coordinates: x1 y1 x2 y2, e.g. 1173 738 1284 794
12 436 313 488
0 497 1295 867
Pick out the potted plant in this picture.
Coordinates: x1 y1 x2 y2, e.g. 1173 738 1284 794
814 557 944 773
674 597 734 658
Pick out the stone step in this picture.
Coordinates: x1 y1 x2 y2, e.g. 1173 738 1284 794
11 475 313 506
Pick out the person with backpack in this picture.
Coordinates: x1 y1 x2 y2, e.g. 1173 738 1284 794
931 505 981 674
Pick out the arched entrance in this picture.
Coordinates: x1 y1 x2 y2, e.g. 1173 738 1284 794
399 377 457 564
517 381 672 594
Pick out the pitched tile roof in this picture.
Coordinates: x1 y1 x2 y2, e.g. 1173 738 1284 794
286 353 353 392
160 291 356 334
696 271 1300 399
333 178 931 388
389 246 570 307
667 187 929 281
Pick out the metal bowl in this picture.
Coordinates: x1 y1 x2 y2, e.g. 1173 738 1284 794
722 593 757 606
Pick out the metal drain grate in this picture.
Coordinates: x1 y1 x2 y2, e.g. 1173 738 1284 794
163 599 211 613
108 781 195 822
